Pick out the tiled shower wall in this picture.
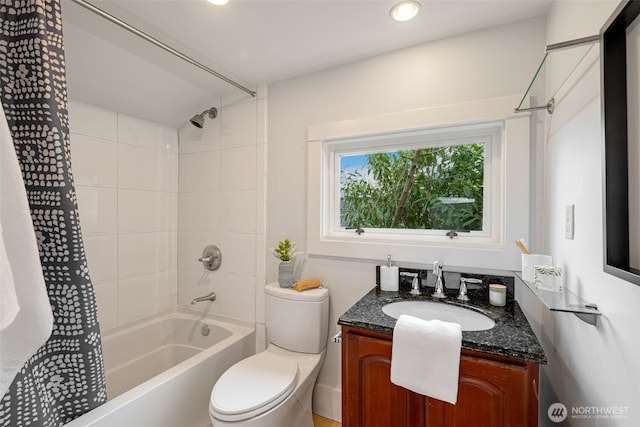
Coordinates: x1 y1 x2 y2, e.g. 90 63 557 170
69 94 265 336
69 100 179 332
177 93 266 340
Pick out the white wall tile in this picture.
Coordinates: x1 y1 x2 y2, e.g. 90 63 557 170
220 102 257 149
255 279 266 324
256 185 266 236
177 269 216 306
178 119 221 155
118 232 174 279
119 190 177 232
256 98 267 147
255 323 266 353
76 186 118 235
117 113 178 154
84 235 117 284
178 191 220 232
70 100 183 329
255 234 266 279
162 153 179 193
118 274 158 324
221 190 256 232
70 133 117 187
179 151 221 192
183 272 255 321
256 143 267 192
156 270 178 313
118 144 160 191
212 275 256 322
117 144 178 193
166 231 178 274
221 233 256 277
221 146 256 190
177 98 262 326
118 190 155 233
94 281 119 331
68 100 117 141
165 192 178 231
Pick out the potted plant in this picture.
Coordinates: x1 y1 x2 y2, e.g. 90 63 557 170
272 238 297 287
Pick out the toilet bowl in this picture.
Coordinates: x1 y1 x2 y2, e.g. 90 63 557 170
209 282 329 427
209 344 325 427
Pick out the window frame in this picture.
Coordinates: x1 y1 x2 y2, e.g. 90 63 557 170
306 95 531 270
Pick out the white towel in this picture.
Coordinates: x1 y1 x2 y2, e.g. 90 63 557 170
390 314 462 404
0 107 53 397
0 222 19 331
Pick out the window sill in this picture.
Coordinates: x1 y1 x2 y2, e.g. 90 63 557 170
308 237 517 270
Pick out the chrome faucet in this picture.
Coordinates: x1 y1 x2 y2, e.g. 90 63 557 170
191 292 216 305
432 261 446 299
400 272 421 295
457 277 482 301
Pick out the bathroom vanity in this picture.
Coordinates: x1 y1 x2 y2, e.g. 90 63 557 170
338 274 546 427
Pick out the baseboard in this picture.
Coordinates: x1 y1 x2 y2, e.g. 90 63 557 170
313 383 341 422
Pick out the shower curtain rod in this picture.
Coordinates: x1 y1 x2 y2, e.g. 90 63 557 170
69 0 256 98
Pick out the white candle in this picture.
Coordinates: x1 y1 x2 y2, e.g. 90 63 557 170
489 284 507 306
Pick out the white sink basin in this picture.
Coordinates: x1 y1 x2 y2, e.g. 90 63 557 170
382 301 495 331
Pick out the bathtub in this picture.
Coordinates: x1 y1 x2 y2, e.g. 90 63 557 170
65 308 255 427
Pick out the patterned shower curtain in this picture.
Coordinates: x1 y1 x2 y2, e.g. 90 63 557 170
0 0 107 425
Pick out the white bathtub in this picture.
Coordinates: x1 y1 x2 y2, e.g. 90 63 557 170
66 309 255 427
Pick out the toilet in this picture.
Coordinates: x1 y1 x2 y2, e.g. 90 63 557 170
209 282 330 427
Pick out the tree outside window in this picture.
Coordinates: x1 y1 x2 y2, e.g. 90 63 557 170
339 143 484 232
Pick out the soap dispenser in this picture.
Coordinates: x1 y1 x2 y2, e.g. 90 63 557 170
380 255 399 291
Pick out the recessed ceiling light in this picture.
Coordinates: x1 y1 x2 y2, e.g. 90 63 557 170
207 0 229 5
390 1 421 22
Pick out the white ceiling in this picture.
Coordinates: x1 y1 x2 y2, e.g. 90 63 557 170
61 0 551 127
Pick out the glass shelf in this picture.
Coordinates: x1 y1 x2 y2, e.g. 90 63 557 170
515 35 600 114
515 272 602 326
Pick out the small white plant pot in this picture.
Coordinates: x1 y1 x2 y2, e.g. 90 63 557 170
278 261 295 288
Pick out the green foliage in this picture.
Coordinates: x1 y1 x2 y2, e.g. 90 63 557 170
340 144 484 231
272 238 296 261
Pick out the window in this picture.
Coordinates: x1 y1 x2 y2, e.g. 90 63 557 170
306 96 531 269
331 124 499 238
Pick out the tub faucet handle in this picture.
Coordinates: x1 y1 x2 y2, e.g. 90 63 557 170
199 245 222 271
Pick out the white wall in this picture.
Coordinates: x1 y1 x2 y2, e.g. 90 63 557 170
267 17 546 421
514 1 640 426
69 100 179 331
177 92 267 340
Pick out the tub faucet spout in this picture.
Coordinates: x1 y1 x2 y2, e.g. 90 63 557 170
191 292 216 305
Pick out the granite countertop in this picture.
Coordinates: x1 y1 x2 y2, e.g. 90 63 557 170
338 285 547 364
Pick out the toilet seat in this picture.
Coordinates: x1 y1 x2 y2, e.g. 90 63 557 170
210 351 299 422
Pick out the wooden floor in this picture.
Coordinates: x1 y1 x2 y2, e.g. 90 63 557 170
313 414 341 427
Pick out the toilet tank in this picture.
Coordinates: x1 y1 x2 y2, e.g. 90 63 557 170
265 282 329 354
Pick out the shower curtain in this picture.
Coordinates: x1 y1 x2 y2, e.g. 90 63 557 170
0 0 107 425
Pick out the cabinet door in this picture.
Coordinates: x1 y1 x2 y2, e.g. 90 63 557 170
425 355 535 427
342 329 425 427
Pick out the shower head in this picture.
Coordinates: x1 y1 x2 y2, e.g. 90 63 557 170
190 107 218 128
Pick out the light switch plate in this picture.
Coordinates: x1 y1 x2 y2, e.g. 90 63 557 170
565 204 575 240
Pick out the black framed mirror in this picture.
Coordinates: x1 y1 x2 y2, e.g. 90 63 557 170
601 0 640 285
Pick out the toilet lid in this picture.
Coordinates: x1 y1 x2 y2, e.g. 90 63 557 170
210 352 298 421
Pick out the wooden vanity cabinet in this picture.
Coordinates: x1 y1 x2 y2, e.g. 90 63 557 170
341 326 539 427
